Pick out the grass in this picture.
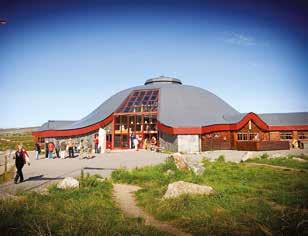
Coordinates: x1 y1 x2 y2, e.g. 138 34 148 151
0 174 167 236
0 132 34 151
246 155 308 170
111 159 308 235
0 166 15 184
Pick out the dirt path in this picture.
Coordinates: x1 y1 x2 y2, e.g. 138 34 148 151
113 184 191 236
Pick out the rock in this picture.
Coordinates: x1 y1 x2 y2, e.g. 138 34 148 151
57 177 79 189
185 157 205 175
292 157 307 162
164 169 175 176
296 220 308 235
172 153 189 171
97 178 106 182
171 153 205 175
241 151 255 162
270 153 283 159
163 181 214 199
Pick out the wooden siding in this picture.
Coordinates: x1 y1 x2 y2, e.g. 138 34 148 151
236 141 290 151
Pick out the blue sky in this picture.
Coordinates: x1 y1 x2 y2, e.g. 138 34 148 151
0 0 308 128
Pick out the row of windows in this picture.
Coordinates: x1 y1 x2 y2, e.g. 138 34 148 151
237 133 259 141
280 131 308 140
299 132 308 140
280 132 293 140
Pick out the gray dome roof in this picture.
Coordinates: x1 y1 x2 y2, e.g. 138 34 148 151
38 77 241 131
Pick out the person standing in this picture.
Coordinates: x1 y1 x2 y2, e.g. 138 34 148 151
93 134 99 153
83 139 89 159
130 134 134 149
45 141 49 158
133 134 139 151
55 141 60 158
68 138 74 158
35 142 41 160
60 141 67 159
14 145 29 184
150 136 157 151
79 140 85 159
87 141 92 159
47 142 55 159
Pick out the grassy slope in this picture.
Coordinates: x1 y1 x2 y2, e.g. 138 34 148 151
0 132 34 151
112 160 308 235
0 175 167 236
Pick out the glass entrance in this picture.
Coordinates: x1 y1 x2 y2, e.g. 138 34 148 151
114 114 158 149
113 89 159 149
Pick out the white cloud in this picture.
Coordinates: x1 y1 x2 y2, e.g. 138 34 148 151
224 33 257 46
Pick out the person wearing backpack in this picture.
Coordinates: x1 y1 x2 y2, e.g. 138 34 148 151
55 140 60 158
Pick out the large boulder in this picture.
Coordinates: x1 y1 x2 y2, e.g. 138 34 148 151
241 151 255 162
57 177 79 189
185 157 205 175
172 153 189 171
163 181 214 199
171 153 205 175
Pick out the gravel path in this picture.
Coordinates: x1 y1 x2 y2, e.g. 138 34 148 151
113 184 191 236
0 150 168 196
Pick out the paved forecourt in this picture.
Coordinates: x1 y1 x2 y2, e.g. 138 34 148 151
0 150 168 195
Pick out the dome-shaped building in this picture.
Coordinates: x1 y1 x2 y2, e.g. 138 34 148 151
33 76 308 152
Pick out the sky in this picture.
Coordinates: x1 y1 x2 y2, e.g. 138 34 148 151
0 0 308 128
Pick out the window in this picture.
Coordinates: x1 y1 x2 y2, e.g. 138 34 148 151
237 133 259 141
299 132 308 140
280 131 293 140
116 89 159 113
38 137 45 143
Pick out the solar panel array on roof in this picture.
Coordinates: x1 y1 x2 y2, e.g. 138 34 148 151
116 89 159 113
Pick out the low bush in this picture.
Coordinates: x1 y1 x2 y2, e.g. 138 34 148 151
217 155 225 162
260 153 269 159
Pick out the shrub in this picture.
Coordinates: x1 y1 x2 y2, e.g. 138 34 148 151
260 153 269 159
217 155 225 162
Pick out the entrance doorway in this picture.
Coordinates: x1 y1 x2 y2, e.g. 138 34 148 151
113 114 158 149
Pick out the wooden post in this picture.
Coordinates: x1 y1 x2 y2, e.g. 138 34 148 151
4 154 7 174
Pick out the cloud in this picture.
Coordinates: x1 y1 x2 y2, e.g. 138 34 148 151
224 33 257 46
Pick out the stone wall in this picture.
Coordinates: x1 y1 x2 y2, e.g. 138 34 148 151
159 132 178 152
178 135 200 153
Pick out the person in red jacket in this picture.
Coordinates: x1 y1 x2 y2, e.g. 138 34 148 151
93 134 99 153
48 141 55 159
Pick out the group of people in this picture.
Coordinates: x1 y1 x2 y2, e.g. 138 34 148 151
130 134 157 151
143 136 158 151
41 138 76 159
292 139 305 149
34 136 99 160
79 139 93 159
13 136 97 183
